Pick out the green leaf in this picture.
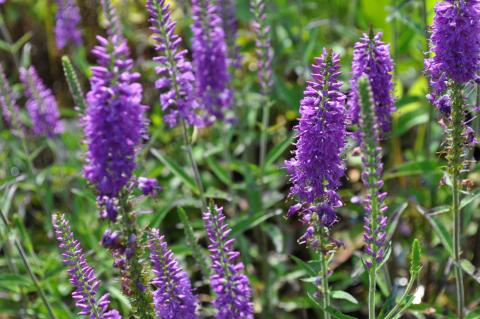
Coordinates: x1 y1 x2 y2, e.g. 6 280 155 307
0 274 32 289
231 210 280 237
206 155 231 185
459 259 480 285
151 148 200 194
291 255 316 276
331 290 359 305
265 134 294 167
409 239 422 275
325 306 359 319
416 205 453 256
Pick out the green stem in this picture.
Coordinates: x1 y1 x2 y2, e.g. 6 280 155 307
383 274 416 319
259 98 271 175
0 211 56 319
368 267 377 319
119 195 155 319
450 84 465 319
319 245 331 319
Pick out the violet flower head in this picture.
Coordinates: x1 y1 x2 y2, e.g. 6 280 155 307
146 0 205 127
285 49 347 243
425 0 480 115
349 32 395 135
52 213 122 318
83 35 147 199
54 0 82 50
0 64 20 128
20 66 63 137
251 0 273 95
191 0 232 123
356 77 388 267
203 206 254 319
219 0 241 69
149 229 197 319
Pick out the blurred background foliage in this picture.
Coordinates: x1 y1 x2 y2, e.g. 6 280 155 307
1 0 480 318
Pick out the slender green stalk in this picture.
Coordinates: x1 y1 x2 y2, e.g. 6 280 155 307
319 237 331 319
259 98 271 175
449 84 465 319
118 195 155 318
383 276 416 319
0 210 56 319
368 267 377 319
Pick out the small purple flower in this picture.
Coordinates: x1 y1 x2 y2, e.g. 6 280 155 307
285 49 347 244
146 0 206 127
83 34 148 199
0 64 19 128
425 0 480 113
191 0 232 123
203 206 254 319
251 0 273 95
54 0 82 49
52 213 122 318
349 32 395 135
149 229 197 319
138 177 161 196
20 66 63 137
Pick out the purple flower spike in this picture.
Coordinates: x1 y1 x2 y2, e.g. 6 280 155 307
83 34 148 199
425 0 480 113
52 213 122 318
146 0 206 127
191 0 232 123
203 206 254 319
149 229 197 319
251 0 273 95
54 0 82 50
285 49 347 243
20 66 63 137
219 0 241 69
0 64 20 128
349 32 395 136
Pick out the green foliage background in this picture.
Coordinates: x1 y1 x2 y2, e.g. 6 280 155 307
1 0 480 318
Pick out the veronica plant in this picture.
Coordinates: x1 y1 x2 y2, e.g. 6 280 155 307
52 213 122 319
54 0 82 50
203 205 254 319
425 1 480 318
285 48 347 318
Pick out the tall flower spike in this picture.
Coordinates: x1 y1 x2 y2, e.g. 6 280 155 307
357 77 388 268
149 229 197 319
100 0 123 39
425 0 480 117
203 206 254 319
349 32 395 135
20 66 63 137
251 0 273 95
218 0 241 69
83 34 147 199
0 64 20 128
52 213 122 319
146 0 205 127
54 0 82 50
191 0 232 123
285 48 347 244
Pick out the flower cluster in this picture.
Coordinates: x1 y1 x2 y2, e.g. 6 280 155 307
83 34 147 199
0 64 19 128
191 0 232 123
52 213 122 319
356 77 388 267
149 229 197 319
203 206 254 319
285 48 347 245
138 177 161 196
54 0 82 49
146 0 205 127
349 32 395 135
425 0 480 117
251 0 273 95
20 66 63 137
